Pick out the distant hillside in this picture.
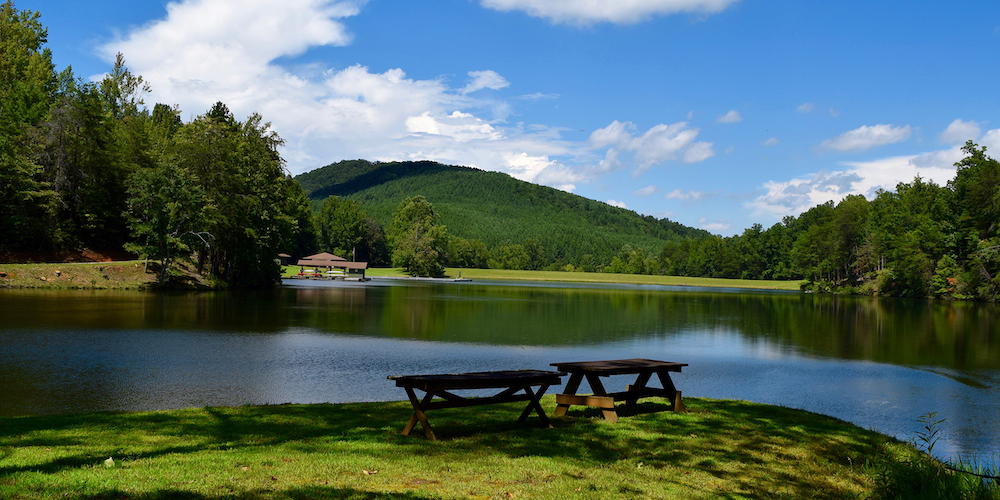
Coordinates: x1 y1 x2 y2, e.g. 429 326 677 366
295 160 710 265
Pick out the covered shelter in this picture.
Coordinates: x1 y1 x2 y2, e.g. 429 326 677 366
296 252 368 280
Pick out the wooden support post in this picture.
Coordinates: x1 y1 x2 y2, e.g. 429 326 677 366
402 387 436 440
554 372 583 417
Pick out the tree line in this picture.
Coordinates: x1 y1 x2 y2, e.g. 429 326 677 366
660 142 999 301
1 3 312 287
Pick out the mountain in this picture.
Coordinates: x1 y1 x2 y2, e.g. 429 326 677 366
295 160 710 265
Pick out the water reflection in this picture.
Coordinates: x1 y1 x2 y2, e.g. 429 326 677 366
0 280 997 464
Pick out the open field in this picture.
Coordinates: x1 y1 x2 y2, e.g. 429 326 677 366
360 267 806 291
0 396 928 500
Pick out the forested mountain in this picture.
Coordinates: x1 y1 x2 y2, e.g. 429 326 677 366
296 160 710 269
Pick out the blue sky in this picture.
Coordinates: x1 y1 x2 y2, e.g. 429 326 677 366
22 0 1000 235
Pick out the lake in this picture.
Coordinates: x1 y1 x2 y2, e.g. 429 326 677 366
1 278 997 464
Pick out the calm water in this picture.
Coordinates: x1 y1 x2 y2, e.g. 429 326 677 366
1 279 997 463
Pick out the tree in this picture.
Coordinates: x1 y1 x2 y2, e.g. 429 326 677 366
389 196 447 277
169 104 298 288
0 1 59 250
315 196 366 259
123 160 212 285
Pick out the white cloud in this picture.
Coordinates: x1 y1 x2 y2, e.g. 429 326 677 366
607 199 628 208
717 110 742 123
664 189 720 202
761 137 779 146
588 120 714 175
747 146 963 221
940 119 981 146
406 110 503 141
460 70 510 94
479 0 741 25
829 108 841 117
982 128 1000 153
633 185 658 196
796 103 815 113
820 124 911 151
698 218 731 232
96 0 615 192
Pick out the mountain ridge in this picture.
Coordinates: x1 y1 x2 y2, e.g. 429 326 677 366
295 160 711 266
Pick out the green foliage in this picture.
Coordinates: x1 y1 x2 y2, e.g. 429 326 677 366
123 160 211 285
296 160 711 270
315 196 366 259
389 196 447 277
0 1 59 251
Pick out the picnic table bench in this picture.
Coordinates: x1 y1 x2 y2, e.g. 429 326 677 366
388 369 564 440
551 358 688 423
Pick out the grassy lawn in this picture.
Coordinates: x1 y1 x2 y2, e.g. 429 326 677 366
0 396 926 500
358 267 804 291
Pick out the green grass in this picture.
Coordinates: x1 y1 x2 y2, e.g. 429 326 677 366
0 261 153 289
0 397 918 499
357 267 804 291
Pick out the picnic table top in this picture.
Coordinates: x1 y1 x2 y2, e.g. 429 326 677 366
550 358 687 375
388 369 565 391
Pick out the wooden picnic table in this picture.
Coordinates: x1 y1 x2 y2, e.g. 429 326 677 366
387 369 564 440
550 358 688 423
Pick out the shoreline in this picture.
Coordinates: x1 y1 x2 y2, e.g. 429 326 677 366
3 261 805 291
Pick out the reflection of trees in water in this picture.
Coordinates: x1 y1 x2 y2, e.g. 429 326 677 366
1 286 996 368
732 295 1000 369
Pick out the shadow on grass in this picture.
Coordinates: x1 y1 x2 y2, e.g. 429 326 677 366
1 397 893 499
75 486 439 499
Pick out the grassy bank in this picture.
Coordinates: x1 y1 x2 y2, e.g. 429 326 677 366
352 267 804 291
0 397 931 499
4 261 803 291
0 260 213 290
0 261 155 290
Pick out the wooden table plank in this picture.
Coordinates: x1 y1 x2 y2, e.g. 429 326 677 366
549 359 687 421
389 369 564 439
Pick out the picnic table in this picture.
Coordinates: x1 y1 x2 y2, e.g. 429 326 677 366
388 369 564 440
550 358 687 423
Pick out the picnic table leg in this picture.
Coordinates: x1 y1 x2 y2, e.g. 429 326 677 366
655 370 685 413
554 372 583 417
585 374 618 423
518 384 552 427
626 371 653 407
402 387 437 440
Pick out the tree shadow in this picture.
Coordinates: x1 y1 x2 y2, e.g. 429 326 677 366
2 397 892 499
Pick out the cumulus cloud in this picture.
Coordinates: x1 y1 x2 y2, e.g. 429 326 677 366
747 146 963 221
982 128 1000 152
460 70 510 94
761 137 779 146
940 119 981 146
796 103 815 113
479 0 741 25
588 120 713 175
820 124 911 151
717 110 742 123
96 0 617 193
606 199 628 208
